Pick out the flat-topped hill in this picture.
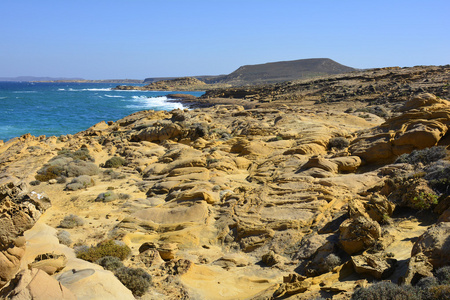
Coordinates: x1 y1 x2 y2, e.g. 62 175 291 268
212 58 356 85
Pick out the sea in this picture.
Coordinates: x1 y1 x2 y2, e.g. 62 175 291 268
0 82 204 142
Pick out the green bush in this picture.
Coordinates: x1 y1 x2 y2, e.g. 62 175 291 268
96 256 124 272
114 267 151 297
103 157 127 168
76 240 131 262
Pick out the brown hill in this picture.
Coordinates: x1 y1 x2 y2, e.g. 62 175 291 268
208 58 356 85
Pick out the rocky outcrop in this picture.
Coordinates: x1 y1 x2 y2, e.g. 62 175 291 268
1 86 449 299
0 177 50 288
350 93 450 163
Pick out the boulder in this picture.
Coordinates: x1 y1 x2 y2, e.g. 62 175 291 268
302 157 339 173
330 156 362 172
351 253 396 279
401 253 434 285
339 216 382 255
411 222 450 268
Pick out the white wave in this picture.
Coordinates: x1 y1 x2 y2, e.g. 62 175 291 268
0 97 7 99
12 91 37 93
125 96 184 110
65 88 112 92
57 88 66 91
104 94 124 98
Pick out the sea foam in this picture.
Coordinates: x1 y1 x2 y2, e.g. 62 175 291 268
125 96 184 110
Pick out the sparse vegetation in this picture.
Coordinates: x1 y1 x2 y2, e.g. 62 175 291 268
103 156 127 168
35 148 99 181
57 230 72 246
65 175 95 191
114 267 152 297
59 214 84 229
96 256 124 272
328 137 350 150
351 281 420 300
76 240 131 262
395 146 447 166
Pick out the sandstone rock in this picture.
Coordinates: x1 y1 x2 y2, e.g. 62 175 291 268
339 216 382 255
364 194 395 223
401 253 434 285
330 156 362 172
138 249 164 268
0 268 76 300
133 121 183 142
351 253 396 279
0 179 50 287
302 156 339 173
350 94 450 163
411 222 450 268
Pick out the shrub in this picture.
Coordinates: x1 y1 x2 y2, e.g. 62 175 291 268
96 256 124 272
29 180 41 186
57 148 93 161
328 137 350 150
76 240 131 262
103 157 127 168
59 214 84 229
425 162 450 195
65 175 95 191
95 191 118 203
351 281 420 300
114 267 151 297
422 285 450 300
323 253 342 272
35 155 99 182
436 266 450 285
395 146 447 166
57 230 72 246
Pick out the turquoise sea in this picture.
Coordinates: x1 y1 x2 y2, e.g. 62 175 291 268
0 82 204 141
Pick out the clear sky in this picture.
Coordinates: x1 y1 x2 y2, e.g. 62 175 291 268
1 0 449 79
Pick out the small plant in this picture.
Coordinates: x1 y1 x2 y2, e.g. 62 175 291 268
328 137 350 150
76 240 131 262
412 192 438 210
65 175 95 191
57 230 72 246
95 191 118 202
29 180 41 186
323 253 342 272
436 266 450 285
59 214 84 229
114 267 152 297
103 157 127 168
96 256 124 272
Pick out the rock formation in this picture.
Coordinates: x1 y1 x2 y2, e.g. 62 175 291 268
0 65 449 299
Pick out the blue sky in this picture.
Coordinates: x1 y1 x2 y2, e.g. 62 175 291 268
1 0 449 79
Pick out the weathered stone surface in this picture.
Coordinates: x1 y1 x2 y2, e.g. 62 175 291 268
0 268 76 300
339 216 382 255
402 253 434 285
411 222 450 268
351 253 396 279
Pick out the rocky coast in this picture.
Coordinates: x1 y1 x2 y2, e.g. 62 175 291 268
0 65 450 299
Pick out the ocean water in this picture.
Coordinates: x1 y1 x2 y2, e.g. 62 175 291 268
0 82 204 141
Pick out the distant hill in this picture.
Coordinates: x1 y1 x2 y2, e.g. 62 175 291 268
143 58 356 86
211 58 356 85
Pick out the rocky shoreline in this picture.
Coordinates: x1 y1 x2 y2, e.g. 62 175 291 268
0 65 449 299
